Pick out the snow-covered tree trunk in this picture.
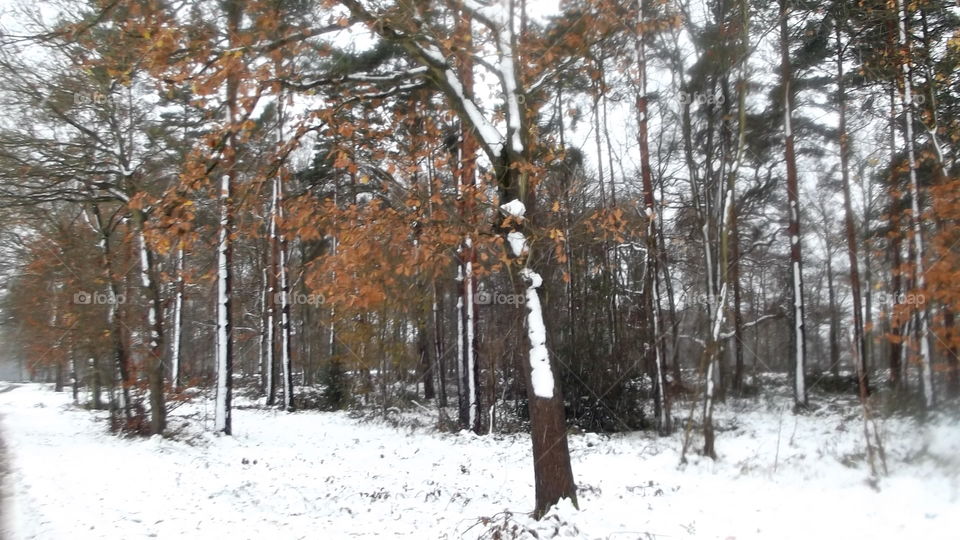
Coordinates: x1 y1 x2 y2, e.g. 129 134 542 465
262 125 280 407
502 198 578 518
214 173 233 435
171 244 184 391
50 283 62 392
456 252 478 430
132 208 166 435
327 233 337 367
702 215 730 460
68 330 79 404
452 12 482 433
896 0 934 409
258 265 268 393
455 265 464 414
88 206 132 419
275 174 295 412
265 235 278 405
780 0 807 409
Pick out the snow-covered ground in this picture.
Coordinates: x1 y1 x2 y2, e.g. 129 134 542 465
0 382 958 539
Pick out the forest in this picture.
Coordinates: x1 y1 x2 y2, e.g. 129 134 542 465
0 0 958 537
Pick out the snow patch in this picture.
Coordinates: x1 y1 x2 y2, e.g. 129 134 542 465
1 384 959 539
507 231 526 256
521 268 553 398
500 199 526 219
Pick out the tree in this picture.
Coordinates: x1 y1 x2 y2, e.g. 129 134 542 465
333 0 578 516
780 0 809 409
832 3 869 399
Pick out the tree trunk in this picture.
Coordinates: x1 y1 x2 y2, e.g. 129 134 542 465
826 254 841 374
836 25 870 397
264 183 280 407
453 11 481 433
887 88 904 391
633 0 670 434
781 0 807 408
214 171 233 435
133 210 166 435
504 191 578 518
213 0 241 434
432 281 447 407
418 319 435 400
90 357 102 409
896 0 934 409
276 177 295 411
946 309 959 398
70 337 78 404
93 207 132 420
729 0 748 396
171 244 184 391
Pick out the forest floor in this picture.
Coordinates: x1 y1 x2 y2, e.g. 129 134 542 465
0 381 957 539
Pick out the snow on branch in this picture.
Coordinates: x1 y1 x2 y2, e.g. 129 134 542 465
499 199 526 219
679 312 782 346
338 0 511 159
456 0 526 155
458 0 508 27
283 66 428 91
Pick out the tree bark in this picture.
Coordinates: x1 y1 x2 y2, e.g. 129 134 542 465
90 205 132 419
836 24 870 397
132 209 166 435
171 244 184 391
633 0 670 434
781 0 808 408
895 0 934 409
214 0 242 435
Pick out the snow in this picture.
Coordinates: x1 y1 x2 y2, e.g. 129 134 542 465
135 228 158 350
170 247 184 389
428 45 505 158
500 199 526 219
464 259 476 429
506 231 526 256
520 267 542 289
215 174 231 432
792 260 806 402
521 268 553 399
462 0 507 26
273 175 294 411
1 383 958 539
494 4 524 155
